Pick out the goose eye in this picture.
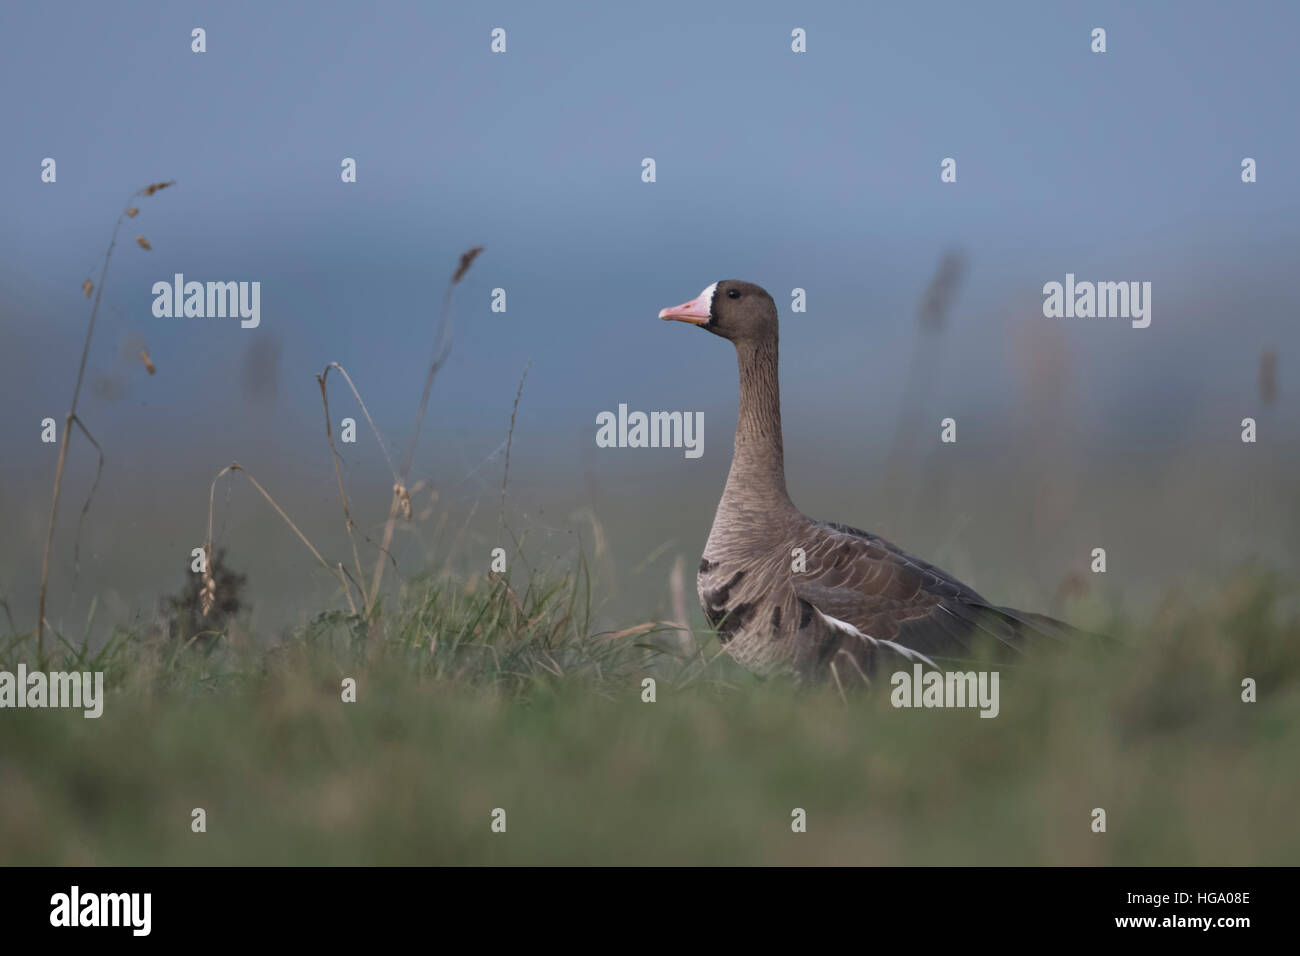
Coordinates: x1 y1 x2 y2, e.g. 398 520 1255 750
727 289 740 299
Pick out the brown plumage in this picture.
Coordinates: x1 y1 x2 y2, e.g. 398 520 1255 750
660 280 1090 684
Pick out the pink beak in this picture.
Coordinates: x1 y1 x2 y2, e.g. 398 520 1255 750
658 291 712 325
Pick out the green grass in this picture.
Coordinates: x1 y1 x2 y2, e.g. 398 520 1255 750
2 566 1298 865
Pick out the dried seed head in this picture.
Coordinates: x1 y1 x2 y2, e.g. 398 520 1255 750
452 246 484 284
82 279 93 299
140 348 156 375
395 482 412 521
126 207 139 218
200 544 216 617
135 235 151 251
139 180 176 197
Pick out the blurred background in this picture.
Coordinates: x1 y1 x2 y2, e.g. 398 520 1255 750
1 0 1297 643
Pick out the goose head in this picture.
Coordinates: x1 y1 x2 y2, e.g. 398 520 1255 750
659 280 778 346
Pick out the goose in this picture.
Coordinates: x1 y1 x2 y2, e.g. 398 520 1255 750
660 280 1090 684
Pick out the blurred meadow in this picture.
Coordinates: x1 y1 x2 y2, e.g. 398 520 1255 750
2 1 1299 864
2 564 1298 865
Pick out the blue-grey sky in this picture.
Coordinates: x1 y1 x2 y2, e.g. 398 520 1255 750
4 0 1296 429
2 1 1297 631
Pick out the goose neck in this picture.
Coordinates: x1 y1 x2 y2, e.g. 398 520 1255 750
723 338 793 511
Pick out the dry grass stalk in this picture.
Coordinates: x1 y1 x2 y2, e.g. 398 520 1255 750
369 492 405 611
318 362 398 478
200 543 216 617
598 621 680 643
205 462 358 616
316 368 374 616
67 416 104 599
36 179 175 661
139 348 156 375
499 360 531 531
370 246 483 613
396 247 482 480
315 359 418 614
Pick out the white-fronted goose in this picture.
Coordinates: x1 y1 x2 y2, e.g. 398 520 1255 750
660 280 1089 683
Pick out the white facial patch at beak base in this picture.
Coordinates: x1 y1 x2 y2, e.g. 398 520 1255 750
697 282 717 315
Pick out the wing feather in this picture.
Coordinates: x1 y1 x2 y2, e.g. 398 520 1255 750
793 520 1076 671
